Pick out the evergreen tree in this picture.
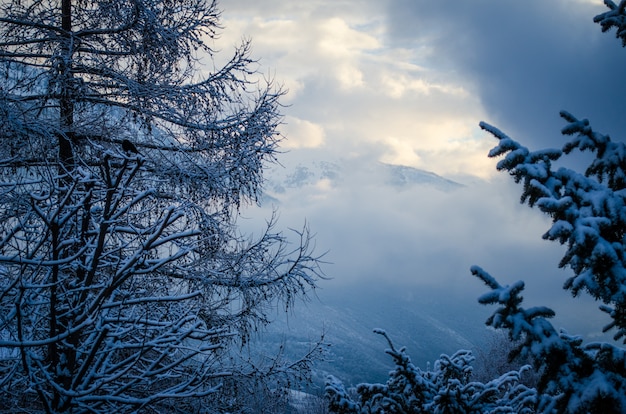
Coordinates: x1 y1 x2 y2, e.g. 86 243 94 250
0 0 324 412
472 1 626 412
325 330 535 414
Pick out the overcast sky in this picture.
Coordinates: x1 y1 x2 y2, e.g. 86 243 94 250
212 0 626 340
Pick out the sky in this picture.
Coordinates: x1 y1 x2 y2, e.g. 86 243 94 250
209 0 626 342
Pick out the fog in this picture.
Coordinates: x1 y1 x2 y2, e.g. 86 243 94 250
222 0 623 366
243 150 611 337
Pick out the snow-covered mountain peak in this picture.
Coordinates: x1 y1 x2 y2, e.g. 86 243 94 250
263 158 463 201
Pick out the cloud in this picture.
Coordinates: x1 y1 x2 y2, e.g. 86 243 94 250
215 1 626 178
220 0 619 340
280 116 326 149
384 0 626 150
380 72 468 99
215 0 495 178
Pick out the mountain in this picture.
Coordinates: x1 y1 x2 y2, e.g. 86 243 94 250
261 159 464 204
254 285 492 389
251 158 487 390
381 163 464 191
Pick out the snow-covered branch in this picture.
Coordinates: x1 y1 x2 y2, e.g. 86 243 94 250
481 114 626 342
326 329 536 414
471 266 626 413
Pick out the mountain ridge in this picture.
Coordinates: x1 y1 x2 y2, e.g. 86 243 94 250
261 159 464 206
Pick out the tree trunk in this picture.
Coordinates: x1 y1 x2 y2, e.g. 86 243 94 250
59 0 74 171
51 1 76 410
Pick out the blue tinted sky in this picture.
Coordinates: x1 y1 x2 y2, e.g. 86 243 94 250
213 0 626 340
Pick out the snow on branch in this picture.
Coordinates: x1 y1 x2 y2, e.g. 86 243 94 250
471 266 626 412
561 111 626 189
0 0 325 409
480 115 626 341
326 329 536 413
594 0 626 46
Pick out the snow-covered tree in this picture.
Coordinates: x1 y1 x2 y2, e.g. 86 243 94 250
471 1 626 412
472 331 538 388
0 0 324 412
325 329 536 414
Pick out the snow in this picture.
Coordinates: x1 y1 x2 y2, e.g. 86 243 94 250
326 330 537 413
474 109 626 413
0 0 324 411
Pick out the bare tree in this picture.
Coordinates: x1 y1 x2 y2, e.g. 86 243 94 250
472 330 538 388
0 0 324 412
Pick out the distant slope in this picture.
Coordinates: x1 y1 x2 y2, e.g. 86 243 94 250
255 285 491 387
253 158 485 387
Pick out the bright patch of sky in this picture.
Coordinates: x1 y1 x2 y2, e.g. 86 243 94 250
213 0 493 178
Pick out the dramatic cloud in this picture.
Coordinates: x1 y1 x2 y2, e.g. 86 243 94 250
384 0 626 148
214 0 493 178
222 0 622 342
